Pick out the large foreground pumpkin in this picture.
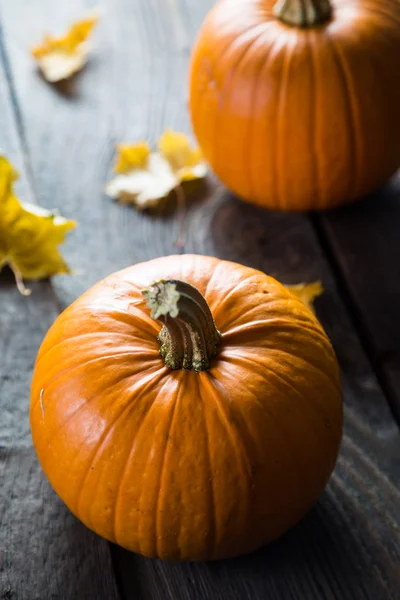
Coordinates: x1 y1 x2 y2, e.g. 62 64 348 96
189 0 400 211
31 255 342 560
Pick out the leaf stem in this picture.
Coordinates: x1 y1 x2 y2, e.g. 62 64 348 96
9 262 32 296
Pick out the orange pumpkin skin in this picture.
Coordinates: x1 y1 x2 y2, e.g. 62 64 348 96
189 0 400 211
30 255 342 561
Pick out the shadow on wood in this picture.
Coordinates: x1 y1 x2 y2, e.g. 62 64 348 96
0 265 18 289
34 62 91 99
110 487 384 600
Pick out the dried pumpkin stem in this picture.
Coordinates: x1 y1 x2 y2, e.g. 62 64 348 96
142 279 221 372
273 0 332 27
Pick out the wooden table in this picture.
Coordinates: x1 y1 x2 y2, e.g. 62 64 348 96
1 1 400 599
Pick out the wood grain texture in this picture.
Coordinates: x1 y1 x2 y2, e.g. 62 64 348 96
1 0 400 599
0 14 120 600
317 175 400 422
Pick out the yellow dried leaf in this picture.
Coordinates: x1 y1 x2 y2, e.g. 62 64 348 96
158 130 207 181
0 156 76 295
105 149 177 209
31 11 99 82
286 281 324 313
105 130 207 210
114 143 150 174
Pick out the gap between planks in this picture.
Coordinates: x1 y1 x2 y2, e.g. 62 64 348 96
311 212 400 427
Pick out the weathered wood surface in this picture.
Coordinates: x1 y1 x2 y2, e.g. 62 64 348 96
0 0 399 599
317 176 400 422
0 12 120 600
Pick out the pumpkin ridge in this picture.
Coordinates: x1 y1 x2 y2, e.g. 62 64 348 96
154 376 182 559
276 34 294 210
203 375 254 548
34 329 150 369
211 272 266 328
266 346 341 394
244 25 279 201
80 302 159 333
41 365 165 462
216 297 289 332
327 33 359 200
205 375 253 481
212 22 274 176
203 260 225 307
112 373 176 551
38 384 111 451
221 353 340 510
309 29 322 209
74 368 167 529
217 359 305 509
194 15 262 128
227 350 339 440
219 348 341 424
221 317 328 346
199 375 218 559
32 349 158 415
250 29 284 202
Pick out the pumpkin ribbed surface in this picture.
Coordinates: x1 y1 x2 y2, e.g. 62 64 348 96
30 255 342 560
189 0 400 211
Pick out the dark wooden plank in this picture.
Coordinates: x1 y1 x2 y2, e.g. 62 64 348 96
0 19 120 600
2 1 400 600
319 174 400 357
316 174 400 421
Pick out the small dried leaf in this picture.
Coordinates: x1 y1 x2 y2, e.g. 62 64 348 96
286 281 324 313
105 150 177 209
0 156 76 294
105 130 207 210
114 143 150 174
32 11 99 82
158 130 207 181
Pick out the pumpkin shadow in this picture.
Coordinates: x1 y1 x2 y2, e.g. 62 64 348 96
317 174 400 229
210 174 400 278
111 488 378 600
322 171 400 218
208 191 322 282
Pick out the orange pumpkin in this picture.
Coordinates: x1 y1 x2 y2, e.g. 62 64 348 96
30 255 342 560
189 0 400 211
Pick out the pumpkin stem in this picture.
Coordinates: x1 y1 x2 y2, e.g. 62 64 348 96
273 0 332 27
142 279 221 372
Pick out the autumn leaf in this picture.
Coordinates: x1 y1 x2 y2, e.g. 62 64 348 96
105 130 207 210
286 281 324 314
158 130 207 182
31 10 99 82
0 156 76 295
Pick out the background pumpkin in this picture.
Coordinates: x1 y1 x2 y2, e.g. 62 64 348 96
189 0 400 211
30 255 342 561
